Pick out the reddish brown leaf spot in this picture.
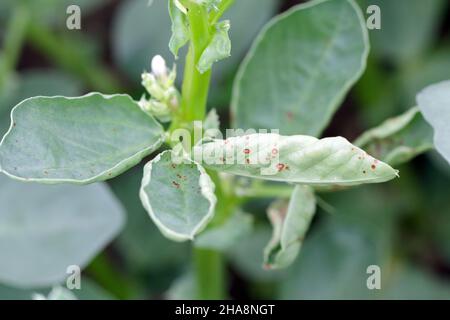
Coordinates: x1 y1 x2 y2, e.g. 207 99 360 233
243 148 251 154
276 163 286 172
272 148 278 155
171 164 177 169
263 264 272 270
286 111 294 121
371 165 376 170
172 181 180 188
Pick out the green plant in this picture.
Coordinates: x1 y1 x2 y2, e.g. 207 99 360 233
0 0 448 300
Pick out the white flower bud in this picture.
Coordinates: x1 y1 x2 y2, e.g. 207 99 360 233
151 55 167 78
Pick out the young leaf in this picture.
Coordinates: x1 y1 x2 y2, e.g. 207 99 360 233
195 211 254 251
168 0 190 58
0 93 165 184
193 133 398 186
354 107 434 166
264 185 316 269
140 150 217 242
197 20 231 74
0 176 124 288
417 80 450 165
232 0 369 137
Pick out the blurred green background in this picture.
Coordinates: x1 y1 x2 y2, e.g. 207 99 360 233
0 0 449 299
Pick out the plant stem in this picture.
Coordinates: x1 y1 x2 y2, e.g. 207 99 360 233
181 2 212 123
194 248 226 299
0 4 29 88
176 1 235 300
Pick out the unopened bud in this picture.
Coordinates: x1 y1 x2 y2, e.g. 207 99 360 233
151 55 167 78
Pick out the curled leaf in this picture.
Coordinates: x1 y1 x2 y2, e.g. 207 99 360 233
197 20 231 74
140 150 216 242
264 185 316 269
193 133 398 186
354 107 434 166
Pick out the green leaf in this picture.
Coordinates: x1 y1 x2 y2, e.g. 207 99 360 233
354 107 434 166
168 0 190 58
232 0 369 137
264 186 316 269
193 133 398 186
0 175 124 288
195 211 253 251
140 150 216 242
0 93 165 184
417 80 450 164
197 20 231 74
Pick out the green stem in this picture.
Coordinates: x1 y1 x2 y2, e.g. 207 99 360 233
175 1 235 300
87 253 139 300
181 2 212 123
0 4 29 88
26 23 122 93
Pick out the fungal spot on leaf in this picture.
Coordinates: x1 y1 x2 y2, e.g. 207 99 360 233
243 148 250 154
263 263 272 270
371 165 376 170
171 164 177 169
172 181 180 188
286 111 294 121
363 170 366 174
276 163 286 172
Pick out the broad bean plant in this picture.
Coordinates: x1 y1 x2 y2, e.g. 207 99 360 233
0 0 449 300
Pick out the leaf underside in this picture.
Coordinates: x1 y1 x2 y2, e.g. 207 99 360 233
264 185 316 269
355 107 434 166
193 133 398 186
140 151 216 242
0 175 124 288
